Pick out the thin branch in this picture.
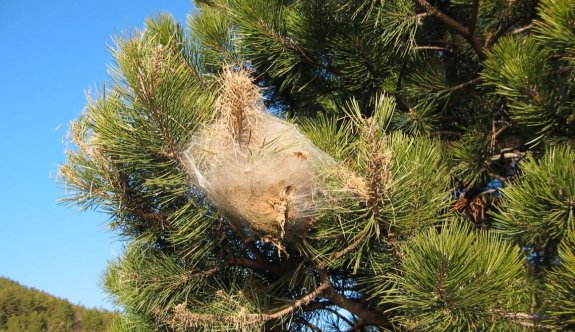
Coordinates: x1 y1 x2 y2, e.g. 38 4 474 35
414 45 453 52
317 269 396 330
429 130 463 138
414 0 485 59
492 310 559 330
511 24 532 35
137 211 173 230
137 48 184 165
244 3 343 79
489 152 526 161
198 0 228 10
327 234 367 264
166 305 264 327
321 307 355 327
255 18 316 65
226 256 283 275
224 222 285 274
302 300 333 312
485 18 522 49
183 55 210 90
265 279 331 320
494 123 511 138
486 22 531 49
118 172 173 230
324 286 395 330
195 265 222 277
469 0 480 35
446 77 482 92
296 317 322 332
166 279 331 328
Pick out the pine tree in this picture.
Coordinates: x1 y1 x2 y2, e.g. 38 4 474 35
0 277 116 331
60 0 575 331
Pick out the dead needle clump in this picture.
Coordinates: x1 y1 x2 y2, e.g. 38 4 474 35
185 69 363 246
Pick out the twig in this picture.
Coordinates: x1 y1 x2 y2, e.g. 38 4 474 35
486 22 531 49
446 77 482 92
265 279 331 320
137 48 184 165
489 151 526 161
317 269 396 330
324 282 395 329
469 0 480 35
138 211 173 230
296 317 322 332
414 45 453 52
166 278 331 328
321 306 355 327
327 234 367 264
511 24 532 35
494 123 511 138
414 0 485 59
255 18 316 66
485 18 522 49
492 310 559 330
226 256 283 275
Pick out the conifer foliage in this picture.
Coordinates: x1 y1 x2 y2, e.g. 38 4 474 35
61 0 575 330
0 277 116 332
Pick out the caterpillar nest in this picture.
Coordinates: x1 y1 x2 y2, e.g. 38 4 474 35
185 69 365 246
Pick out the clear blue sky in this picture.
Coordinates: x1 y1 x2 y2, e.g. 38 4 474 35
0 0 194 310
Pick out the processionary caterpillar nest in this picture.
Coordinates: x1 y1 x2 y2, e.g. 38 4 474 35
185 69 364 246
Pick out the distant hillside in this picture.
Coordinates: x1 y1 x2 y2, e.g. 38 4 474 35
0 277 116 332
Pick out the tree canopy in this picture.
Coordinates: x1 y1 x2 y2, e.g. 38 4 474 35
0 277 116 332
61 0 575 330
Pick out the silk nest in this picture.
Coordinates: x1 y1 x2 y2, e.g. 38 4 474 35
185 70 364 246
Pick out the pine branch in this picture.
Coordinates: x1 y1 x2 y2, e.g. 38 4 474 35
185 59 210 90
489 152 526 161
135 46 185 165
414 45 454 52
253 18 316 66
296 317 322 332
167 279 331 328
166 305 264 327
229 229 290 276
485 17 523 48
202 0 227 10
469 0 480 35
510 24 532 35
137 211 173 230
318 269 396 330
414 0 485 59
301 300 333 312
225 256 284 275
327 234 367 264
265 279 331 319
321 307 355 327
118 172 174 230
493 310 559 330
446 77 482 92
324 285 394 329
